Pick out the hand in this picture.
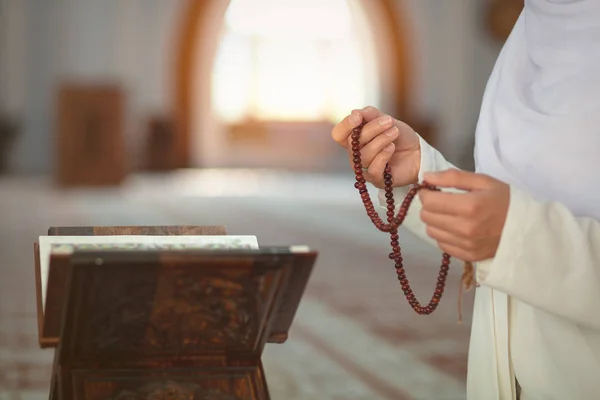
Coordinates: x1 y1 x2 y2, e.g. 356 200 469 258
418 169 510 262
332 106 421 188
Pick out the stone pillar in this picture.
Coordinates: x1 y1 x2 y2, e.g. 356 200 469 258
0 0 28 116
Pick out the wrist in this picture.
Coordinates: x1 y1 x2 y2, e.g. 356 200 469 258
412 147 421 184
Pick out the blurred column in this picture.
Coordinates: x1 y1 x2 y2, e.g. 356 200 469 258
0 0 6 112
436 0 472 165
60 0 120 79
12 0 63 172
114 0 144 163
0 0 28 116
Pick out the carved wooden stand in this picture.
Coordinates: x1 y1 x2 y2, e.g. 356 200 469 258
34 226 317 400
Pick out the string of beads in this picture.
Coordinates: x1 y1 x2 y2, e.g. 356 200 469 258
350 122 452 315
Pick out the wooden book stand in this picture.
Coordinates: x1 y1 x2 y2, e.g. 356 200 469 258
34 226 317 400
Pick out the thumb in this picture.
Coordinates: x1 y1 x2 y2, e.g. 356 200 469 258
358 106 385 122
423 169 489 191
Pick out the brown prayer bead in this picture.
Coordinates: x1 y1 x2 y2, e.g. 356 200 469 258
351 122 452 315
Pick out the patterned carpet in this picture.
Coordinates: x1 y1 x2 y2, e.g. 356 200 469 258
0 170 473 399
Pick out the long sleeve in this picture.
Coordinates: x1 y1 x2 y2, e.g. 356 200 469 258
476 186 600 330
377 135 461 247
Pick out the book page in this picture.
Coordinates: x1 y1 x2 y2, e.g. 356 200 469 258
38 235 259 313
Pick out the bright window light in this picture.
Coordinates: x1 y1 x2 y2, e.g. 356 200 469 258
211 0 378 123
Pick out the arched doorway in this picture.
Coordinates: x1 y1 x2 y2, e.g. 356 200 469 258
173 0 416 169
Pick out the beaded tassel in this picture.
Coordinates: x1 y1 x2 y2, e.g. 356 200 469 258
458 261 476 323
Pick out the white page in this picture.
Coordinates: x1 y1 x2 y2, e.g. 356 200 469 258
38 235 259 313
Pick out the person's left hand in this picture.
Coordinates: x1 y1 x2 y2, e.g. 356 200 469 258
418 169 510 262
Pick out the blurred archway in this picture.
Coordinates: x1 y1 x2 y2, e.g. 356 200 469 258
174 0 416 169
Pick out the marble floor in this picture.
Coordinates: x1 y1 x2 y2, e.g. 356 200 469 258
0 169 474 400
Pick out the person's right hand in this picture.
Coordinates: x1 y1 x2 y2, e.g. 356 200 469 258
332 106 421 189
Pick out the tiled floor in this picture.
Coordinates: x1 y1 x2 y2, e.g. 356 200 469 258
0 170 473 399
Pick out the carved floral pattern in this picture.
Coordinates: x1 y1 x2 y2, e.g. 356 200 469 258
109 380 241 400
78 270 157 354
78 266 268 355
145 272 260 351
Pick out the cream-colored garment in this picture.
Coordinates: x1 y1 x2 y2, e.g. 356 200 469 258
380 135 600 399
377 1 600 398
380 137 600 399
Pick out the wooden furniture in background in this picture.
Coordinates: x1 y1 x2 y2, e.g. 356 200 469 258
486 0 524 42
34 225 316 400
55 84 127 186
144 116 179 171
0 114 18 174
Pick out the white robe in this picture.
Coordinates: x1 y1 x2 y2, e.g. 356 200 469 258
382 136 600 399
379 2 600 399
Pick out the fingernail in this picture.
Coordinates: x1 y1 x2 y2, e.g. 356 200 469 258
385 126 398 136
349 112 360 125
384 143 395 152
362 106 373 112
379 116 392 126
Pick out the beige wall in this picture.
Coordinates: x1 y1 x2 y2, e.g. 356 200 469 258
0 0 503 173
0 0 184 173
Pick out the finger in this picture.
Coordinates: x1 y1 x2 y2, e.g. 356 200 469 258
425 225 476 249
351 115 395 148
419 190 481 217
332 106 385 146
353 126 399 167
366 143 395 179
358 105 386 122
436 241 474 262
423 169 490 191
332 109 363 146
420 209 475 236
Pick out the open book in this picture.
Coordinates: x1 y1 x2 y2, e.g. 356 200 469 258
34 227 315 350
35 234 261 347
38 235 260 314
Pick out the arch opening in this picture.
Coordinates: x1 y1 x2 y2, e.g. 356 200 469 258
174 0 414 169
